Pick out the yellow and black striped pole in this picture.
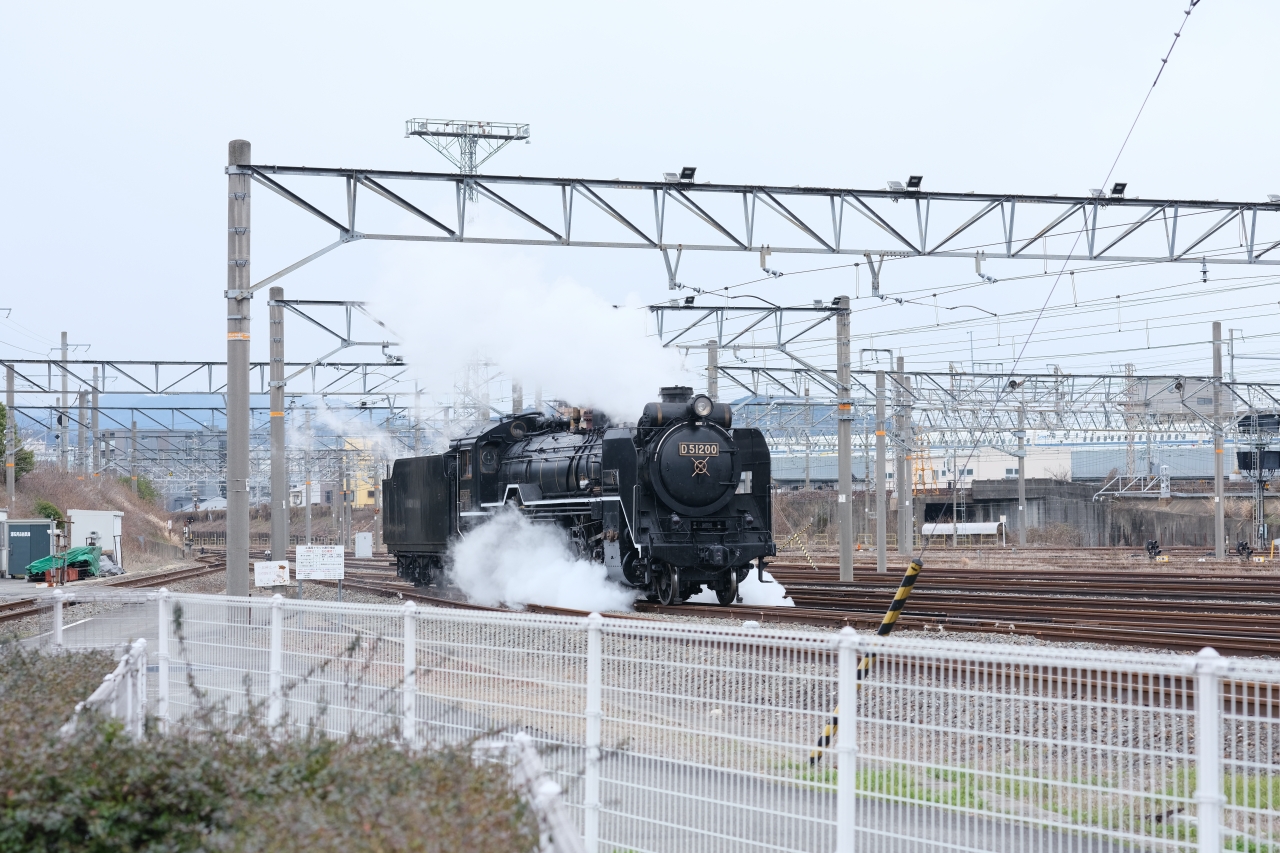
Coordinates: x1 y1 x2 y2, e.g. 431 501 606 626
810 557 924 765
875 556 924 636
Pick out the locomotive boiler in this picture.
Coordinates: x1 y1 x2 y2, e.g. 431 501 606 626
382 386 775 605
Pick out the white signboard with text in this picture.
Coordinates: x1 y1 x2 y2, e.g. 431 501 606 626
296 545 345 580
253 560 290 587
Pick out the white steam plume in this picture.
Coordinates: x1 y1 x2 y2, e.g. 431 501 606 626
369 251 691 421
447 507 637 612
687 568 795 607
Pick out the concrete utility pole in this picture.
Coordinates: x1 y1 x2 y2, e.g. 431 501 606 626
226 139 252 597
1213 320 1225 558
269 286 288 566
895 357 913 555
6 364 14 508
373 457 383 552
413 385 421 455
130 421 138 494
875 370 887 574
511 380 523 415
835 296 853 582
1017 405 1027 547
91 367 99 476
77 390 87 475
706 340 719 401
60 332 68 472
304 411 312 547
338 450 347 549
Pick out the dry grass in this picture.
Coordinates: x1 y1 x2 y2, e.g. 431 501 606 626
10 463 176 549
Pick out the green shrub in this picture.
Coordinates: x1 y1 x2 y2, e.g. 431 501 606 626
117 475 160 504
33 499 62 523
0 643 540 853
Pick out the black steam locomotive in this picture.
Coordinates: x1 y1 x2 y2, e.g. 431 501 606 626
382 386 775 605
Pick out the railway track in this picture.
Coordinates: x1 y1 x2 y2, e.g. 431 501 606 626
298 569 1274 655
127 548 1280 655
0 556 228 624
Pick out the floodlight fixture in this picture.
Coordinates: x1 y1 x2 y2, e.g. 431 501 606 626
1269 194 1280 203
1089 188 1106 198
663 172 680 183
906 175 923 190
1111 182 1128 197
683 295 695 305
679 166 697 182
886 180 905 191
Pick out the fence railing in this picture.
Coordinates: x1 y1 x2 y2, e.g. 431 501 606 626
58 636 148 739
33 589 1280 853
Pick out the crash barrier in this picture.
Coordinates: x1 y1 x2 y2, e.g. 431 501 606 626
25 589 1280 853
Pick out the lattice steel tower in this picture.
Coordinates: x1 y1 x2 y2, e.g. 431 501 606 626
405 119 529 201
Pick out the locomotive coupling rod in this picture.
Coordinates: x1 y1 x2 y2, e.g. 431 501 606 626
810 557 924 765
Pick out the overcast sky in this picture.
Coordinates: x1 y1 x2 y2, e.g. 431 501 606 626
2 1 1277 412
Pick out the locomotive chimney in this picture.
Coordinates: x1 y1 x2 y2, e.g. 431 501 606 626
581 408 594 431
659 385 693 404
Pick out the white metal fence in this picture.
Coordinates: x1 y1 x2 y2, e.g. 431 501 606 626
57 636 149 739
25 589 1280 853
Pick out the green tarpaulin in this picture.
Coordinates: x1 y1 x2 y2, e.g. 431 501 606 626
23 546 101 577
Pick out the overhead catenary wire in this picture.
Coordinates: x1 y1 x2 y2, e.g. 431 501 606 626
921 0 1204 563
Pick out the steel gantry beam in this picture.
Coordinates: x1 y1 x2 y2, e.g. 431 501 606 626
239 163 1280 275
0 360 411 398
732 369 1280 454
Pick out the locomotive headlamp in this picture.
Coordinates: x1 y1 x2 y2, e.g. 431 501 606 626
691 395 714 418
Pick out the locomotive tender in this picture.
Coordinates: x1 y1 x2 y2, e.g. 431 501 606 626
382 386 775 605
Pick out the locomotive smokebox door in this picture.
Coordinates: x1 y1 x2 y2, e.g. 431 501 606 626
650 423 740 516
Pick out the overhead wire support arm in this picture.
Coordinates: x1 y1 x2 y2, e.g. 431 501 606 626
239 163 1280 264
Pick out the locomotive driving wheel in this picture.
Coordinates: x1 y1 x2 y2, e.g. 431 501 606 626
655 565 681 606
715 570 738 606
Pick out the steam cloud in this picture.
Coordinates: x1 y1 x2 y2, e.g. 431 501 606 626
369 249 690 420
687 569 795 607
447 508 637 612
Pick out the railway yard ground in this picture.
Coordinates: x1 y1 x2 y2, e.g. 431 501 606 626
11 544 1275 657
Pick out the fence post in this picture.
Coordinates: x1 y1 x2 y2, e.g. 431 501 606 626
1195 647 1224 853
402 601 416 746
584 612 603 853
131 638 147 739
52 589 64 648
835 626 859 853
157 589 170 732
268 594 283 730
